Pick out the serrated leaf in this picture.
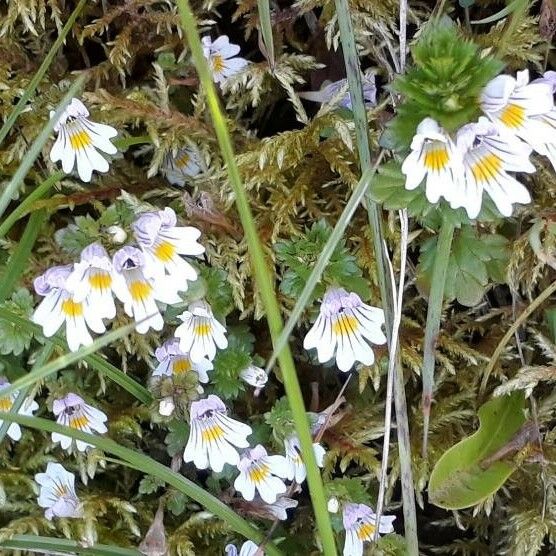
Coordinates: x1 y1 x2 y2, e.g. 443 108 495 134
138 475 165 495
0 289 35 356
429 392 526 509
165 420 190 457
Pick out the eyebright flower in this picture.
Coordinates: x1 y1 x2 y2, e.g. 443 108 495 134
158 397 176 417
0 378 38 442
183 395 251 472
153 338 213 384
303 288 387 372
35 462 82 520
202 35 248 84
49 97 117 183
283 435 326 484
175 300 228 363
234 444 289 504
239 365 268 389
133 207 204 288
480 70 554 152
342 503 396 556
163 147 202 186
225 541 260 556
299 72 376 109
530 71 556 171
52 393 108 452
112 246 181 334
66 243 118 321
455 118 533 218
401 117 464 207
265 496 298 521
33 265 106 352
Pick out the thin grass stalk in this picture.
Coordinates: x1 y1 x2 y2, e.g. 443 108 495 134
0 171 63 239
0 75 86 220
0 210 46 303
333 0 418 550
174 2 337 553
264 152 385 375
0 343 54 443
0 535 141 556
0 413 283 556
0 0 87 146
421 219 455 456
257 0 275 68
0 308 152 404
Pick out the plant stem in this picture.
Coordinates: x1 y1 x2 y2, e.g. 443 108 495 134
421 219 455 457
0 0 87 146
174 2 337 553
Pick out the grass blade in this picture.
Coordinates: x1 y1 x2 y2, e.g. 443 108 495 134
265 154 384 375
174 2 337 553
0 413 283 556
0 0 87 146
0 75 86 220
0 308 152 404
257 0 275 67
0 210 46 303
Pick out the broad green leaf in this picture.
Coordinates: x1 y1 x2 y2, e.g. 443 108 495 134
429 392 526 509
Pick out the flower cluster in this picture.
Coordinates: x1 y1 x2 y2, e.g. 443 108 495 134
402 70 556 219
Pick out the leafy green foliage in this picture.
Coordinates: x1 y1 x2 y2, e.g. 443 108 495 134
275 219 370 302
388 22 503 148
0 289 35 356
138 475 165 495
417 226 509 306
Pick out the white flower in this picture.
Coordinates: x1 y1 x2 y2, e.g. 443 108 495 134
158 397 175 417
342 503 395 556
163 147 202 186
454 118 533 218
183 394 251 472
303 288 386 372
35 462 82 520
202 35 248 84
66 243 119 321
52 393 108 452
175 300 228 363
328 497 339 513
234 444 289 504
132 207 204 288
529 71 556 171
32 265 106 352
106 225 127 244
265 496 298 520
153 338 213 383
401 117 465 208
283 435 325 484
480 70 554 152
0 378 38 442
225 541 260 556
49 98 117 183
299 72 376 109
239 365 268 389
112 246 181 334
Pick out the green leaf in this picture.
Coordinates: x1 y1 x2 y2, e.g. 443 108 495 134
417 225 509 306
165 420 190 457
428 392 526 509
138 475 166 495
200 266 235 318
0 289 35 356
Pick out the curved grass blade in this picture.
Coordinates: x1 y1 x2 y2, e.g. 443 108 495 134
470 0 525 24
0 535 141 556
0 413 283 556
0 0 87 146
174 1 337 553
257 0 275 67
0 75 86 220
0 308 152 404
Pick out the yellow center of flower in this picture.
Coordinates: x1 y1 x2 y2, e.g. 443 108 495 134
248 463 270 484
423 146 450 172
70 130 92 151
129 281 152 302
212 54 226 74
356 522 375 540
173 357 192 375
53 483 69 498
89 271 112 290
201 423 224 442
0 397 12 411
155 241 175 262
69 415 89 429
332 314 359 337
61 299 83 318
471 153 502 183
176 153 190 168
194 323 212 337
500 103 525 129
